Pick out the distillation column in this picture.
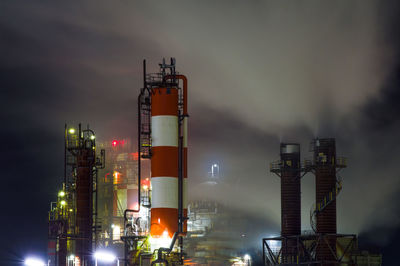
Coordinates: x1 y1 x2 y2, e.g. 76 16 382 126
76 148 94 263
150 87 180 237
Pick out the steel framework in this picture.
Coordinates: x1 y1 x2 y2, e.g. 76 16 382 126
262 234 357 265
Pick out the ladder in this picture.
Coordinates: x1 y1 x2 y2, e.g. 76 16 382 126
139 89 152 159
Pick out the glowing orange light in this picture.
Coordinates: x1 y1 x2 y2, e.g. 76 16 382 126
131 152 139 160
113 171 120 185
141 178 150 187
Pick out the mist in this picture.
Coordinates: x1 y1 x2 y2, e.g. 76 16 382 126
1 0 400 261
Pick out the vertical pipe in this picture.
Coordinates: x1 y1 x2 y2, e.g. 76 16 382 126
143 59 146 88
164 74 188 233
64 124 67 186
178 135 183 261
178 135 183 233
95 168 98 249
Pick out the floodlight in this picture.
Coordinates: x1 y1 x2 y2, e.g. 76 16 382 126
24 257 46 266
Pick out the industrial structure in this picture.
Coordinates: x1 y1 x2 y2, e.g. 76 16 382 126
264 139 382 266
48 59 190 266
45 59 383 266
270 143 303 264
48 124 105 266
135 58 188 265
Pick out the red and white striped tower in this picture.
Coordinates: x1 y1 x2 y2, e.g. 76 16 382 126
150 87 180 237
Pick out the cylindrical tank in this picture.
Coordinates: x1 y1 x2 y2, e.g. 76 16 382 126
150 87 179 237
280 143 301 262
314 138 337 263
76 148 93 263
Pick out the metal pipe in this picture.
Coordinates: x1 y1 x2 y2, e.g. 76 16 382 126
164 75 187 115
94 168 98 248
143 59 147 88
178 135 183 262
64 123 67 187
164 73 187 263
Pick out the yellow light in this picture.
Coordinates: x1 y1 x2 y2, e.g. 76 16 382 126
58 191 65 197
60 200 66 206
90 135 95 140
68 128 75 134
69 209 73 212
143 185 148 190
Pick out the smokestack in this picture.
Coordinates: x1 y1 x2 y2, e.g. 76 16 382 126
271 143 301 263
313 138 339 263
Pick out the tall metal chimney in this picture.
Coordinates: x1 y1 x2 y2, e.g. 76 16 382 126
312 138 346 263
271 143 301 263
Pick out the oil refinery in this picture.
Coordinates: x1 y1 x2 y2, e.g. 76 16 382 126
45 59 383 266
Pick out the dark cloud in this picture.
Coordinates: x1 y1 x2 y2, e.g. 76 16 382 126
1 0 400 263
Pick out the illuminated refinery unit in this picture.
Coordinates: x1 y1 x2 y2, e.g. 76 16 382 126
263 140 382 265
48 124 105 266
46 59 382 266
48 59 190 266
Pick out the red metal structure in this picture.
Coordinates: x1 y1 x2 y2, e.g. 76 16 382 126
265 138 348 265
76 148 95 263
271 143 302 263
313 138 339 264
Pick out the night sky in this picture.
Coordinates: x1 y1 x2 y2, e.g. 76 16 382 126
1 1 400 265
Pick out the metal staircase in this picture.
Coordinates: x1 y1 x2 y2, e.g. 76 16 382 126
310 175 343 232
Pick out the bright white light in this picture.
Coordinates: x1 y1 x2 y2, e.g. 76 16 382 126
90 135 95 140
94 251 116 263
149 230 172 252
112 225 121 241
244 254 251 261
210 163 219 178
68 254 75 261
267 240 281 250
68 128 75 134
24 258 46 266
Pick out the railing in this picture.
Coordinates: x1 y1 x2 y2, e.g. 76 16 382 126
262 234 357 265
270 160 282 172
